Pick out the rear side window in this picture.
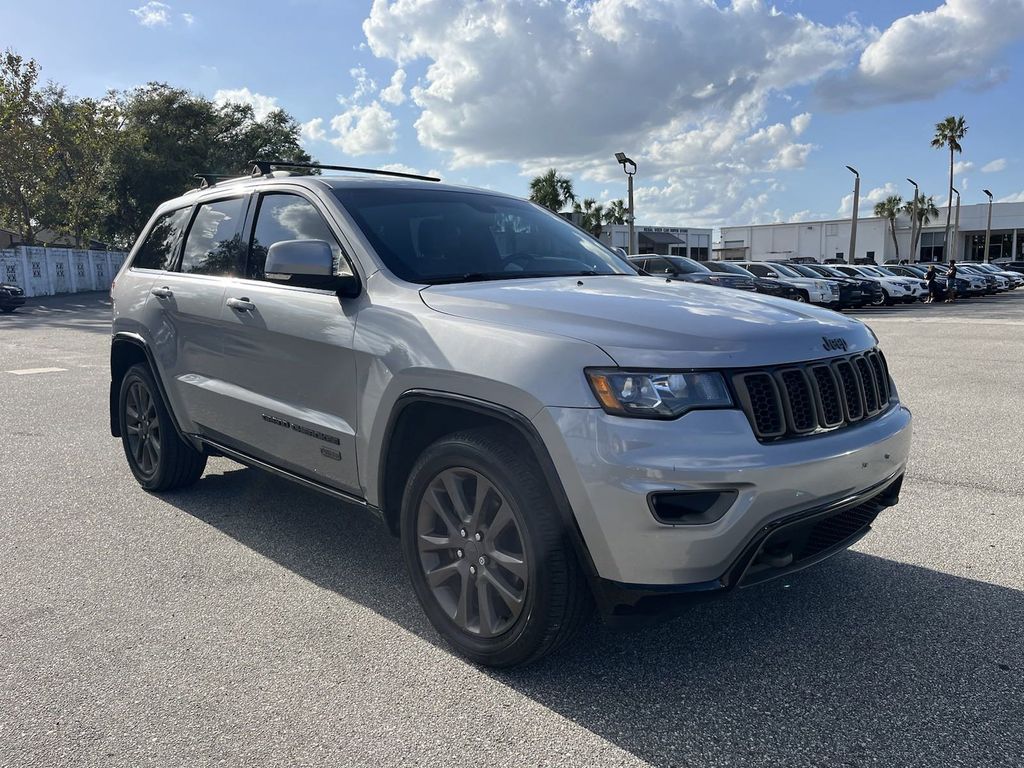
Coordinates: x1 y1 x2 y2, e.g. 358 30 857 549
180 197 246 276
132 207 191 271
248 193 349 280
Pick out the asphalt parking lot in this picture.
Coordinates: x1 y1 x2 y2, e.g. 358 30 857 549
2 292 1023 768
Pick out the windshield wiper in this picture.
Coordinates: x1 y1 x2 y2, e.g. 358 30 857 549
424 270 615 285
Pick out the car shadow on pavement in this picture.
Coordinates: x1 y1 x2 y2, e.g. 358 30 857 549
170 464 1024 768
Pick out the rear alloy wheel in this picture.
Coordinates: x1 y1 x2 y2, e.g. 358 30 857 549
119 363 206 491
401 428 591 667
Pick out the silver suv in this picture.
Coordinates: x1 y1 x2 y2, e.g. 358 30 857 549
109 163 912 667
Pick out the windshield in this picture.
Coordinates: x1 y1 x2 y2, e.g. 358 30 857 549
818 266 847 278
875 267 900 277
768 263 803 278
706 261 753 276
860 267 886 277
790 264 824 278
332 187 634 284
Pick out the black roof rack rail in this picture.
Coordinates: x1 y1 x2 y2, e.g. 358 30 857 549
248 159 440 183
193 173 243 189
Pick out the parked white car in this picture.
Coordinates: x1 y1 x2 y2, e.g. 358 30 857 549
874 266 928 301
835 266 915 305
733 261 839 306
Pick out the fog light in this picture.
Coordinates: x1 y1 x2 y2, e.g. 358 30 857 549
648 490 738 525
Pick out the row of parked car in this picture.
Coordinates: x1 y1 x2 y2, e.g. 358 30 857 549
626 255 1024 310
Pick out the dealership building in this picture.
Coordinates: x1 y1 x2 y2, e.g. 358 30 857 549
718 201 1024 263
599 224 713 260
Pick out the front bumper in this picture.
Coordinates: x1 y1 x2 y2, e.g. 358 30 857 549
534 403 912 589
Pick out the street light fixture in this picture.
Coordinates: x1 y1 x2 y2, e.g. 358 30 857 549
983 189 994 263
907 178 919 261
615 152 637 255
950 186 960 262
846 166 860 263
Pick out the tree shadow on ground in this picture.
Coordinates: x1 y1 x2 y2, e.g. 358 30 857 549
162 464 1024 767
0 293 112 335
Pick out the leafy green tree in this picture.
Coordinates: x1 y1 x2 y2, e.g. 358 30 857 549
603 199 627 226
931 115 967 253
873 195 903 261
102 83 313 246
902 192 939 258
573 197 604 238
529 168 576 212
0 49 47 243
38 87 120 245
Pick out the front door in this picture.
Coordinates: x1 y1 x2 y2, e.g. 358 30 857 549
214 189 361 494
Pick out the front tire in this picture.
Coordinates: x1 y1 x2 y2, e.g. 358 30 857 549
400 428 591 667
793 291 808 303
119 363 207 491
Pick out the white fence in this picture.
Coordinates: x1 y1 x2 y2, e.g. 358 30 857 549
0 246 128 297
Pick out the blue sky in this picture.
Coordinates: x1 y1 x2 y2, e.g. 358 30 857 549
3 0 1024 231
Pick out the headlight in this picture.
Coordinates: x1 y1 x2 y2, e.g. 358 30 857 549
586 369 733 418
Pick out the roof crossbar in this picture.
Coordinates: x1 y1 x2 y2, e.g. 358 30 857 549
248 159 440 182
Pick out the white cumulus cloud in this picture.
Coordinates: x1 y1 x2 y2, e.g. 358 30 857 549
213 88 280 120
131 1 171 27
380 68 407 105
819 0 1024 108
301 117 327 142
330 102 398 155
982 158 1007 173
838 182 901 217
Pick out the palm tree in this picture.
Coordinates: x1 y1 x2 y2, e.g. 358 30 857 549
873 194 903 261
528 168 576 213
573 197 604 238
903 193 939 258
603 199 627 226
931 115 967 256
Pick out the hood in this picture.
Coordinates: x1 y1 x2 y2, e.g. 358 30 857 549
421 275 875 368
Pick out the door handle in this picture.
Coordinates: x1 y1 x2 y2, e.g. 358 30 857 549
150 286 173 298
226 297 255 312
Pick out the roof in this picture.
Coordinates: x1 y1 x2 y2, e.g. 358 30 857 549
639 231 685 245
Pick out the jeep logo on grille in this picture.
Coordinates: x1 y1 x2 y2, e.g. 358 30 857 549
822 336 848 352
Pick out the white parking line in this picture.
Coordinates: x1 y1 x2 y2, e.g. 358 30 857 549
5 367 68 375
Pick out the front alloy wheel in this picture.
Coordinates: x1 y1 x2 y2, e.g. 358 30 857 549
416 467 528 638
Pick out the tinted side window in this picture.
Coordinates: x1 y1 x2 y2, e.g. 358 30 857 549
747 264 770 277
249 193 349 280
180 197 246 276
132 207 190 271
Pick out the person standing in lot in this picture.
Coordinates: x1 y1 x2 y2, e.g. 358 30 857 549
925 265 938 303
945 260 958 303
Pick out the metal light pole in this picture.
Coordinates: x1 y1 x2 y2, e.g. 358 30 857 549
950 186 960 262
907 178 919 261
846 165 860 262
615 152 637 255
983 189 994 263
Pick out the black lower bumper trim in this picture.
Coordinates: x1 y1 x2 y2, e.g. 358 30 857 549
595 472 904 621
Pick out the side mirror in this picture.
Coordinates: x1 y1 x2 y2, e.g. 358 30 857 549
265 239 360 297
765 271 778 279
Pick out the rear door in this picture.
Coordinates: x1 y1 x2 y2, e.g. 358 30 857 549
213 188 361 493
146 194 249 434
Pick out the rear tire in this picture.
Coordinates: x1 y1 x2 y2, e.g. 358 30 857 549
400 427 591 667
119 363 207 491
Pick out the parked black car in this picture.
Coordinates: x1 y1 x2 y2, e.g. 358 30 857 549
785 263 867 308
629 255 757 291
702 260 805 300
0 282 26 313
802 263 884 306
995 260 1024 275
